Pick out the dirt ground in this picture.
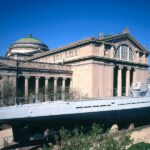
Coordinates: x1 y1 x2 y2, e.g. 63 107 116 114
131 126 150 144
0 128 13 149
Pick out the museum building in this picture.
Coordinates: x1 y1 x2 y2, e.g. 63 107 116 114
0 29 149 101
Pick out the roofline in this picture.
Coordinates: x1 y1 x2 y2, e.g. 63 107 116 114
28 33 150 61
100 33 149 53
28 37 113 61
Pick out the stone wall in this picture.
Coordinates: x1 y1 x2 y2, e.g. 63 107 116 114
72 60 93 98
92 63 114 98
134 68 149 82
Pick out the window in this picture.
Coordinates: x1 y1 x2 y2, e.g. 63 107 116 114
65 52 68 58
115 44 133 61
71 51 73 57
139 52 143 62
75 50 78 56
57 55 59 59
69 51 73 57
104 45 110 56
69 52 71 57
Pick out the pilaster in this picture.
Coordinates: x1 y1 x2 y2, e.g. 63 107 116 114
110 46 114 58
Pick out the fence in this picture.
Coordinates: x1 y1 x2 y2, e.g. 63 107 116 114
0 87 130 107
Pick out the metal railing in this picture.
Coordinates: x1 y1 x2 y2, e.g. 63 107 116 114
0 88 130 107
0 93 78 106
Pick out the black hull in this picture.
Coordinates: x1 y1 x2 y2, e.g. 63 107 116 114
6 106 150 131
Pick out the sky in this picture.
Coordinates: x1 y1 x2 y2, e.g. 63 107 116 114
0 0 150 63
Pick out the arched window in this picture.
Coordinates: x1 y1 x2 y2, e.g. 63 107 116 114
115 44 133 61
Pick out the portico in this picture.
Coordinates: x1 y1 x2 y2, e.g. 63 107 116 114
114 65 134 97
18 75 72 101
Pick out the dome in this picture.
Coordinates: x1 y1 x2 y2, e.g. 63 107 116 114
6 34 49 58
15 34 45 44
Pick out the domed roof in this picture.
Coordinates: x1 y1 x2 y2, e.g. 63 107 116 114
15 34 45 45
6 34 49 58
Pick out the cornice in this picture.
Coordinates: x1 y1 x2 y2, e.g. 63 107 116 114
63 55 149 68
27 32 149 61
28 37 97 60
101 33 149 53
28 37 114 61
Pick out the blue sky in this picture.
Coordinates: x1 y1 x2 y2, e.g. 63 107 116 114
0 0 150 63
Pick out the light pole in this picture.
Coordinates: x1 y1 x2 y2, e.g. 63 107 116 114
15 56 19 104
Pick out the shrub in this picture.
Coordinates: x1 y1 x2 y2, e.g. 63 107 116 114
43 123 132 150
128 142 150 150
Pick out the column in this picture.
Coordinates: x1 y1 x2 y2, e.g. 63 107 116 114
126 67 131 96
117 66 123 96
110 46 114 58
35 77 40 98
45 77 49 101
70 78 73 90
62 77 66 100
24 76 29 98
54 77 58 100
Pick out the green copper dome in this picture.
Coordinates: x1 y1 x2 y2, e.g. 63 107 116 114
7 34 49 58
15 34 44 44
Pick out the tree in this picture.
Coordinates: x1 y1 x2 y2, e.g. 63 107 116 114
147 77 150 83
0 79 16 106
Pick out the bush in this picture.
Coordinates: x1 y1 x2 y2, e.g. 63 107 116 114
128 142 150 150
1 80 15 106
42 123 132 150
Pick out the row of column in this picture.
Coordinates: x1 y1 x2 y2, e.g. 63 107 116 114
24 76 72 100
117 66 132 96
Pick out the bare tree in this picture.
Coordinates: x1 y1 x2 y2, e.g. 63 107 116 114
1 80 16 106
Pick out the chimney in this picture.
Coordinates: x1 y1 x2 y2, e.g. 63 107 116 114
123 27 129 34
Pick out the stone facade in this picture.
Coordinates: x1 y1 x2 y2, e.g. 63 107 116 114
0 58 72 102
0 30 149 102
